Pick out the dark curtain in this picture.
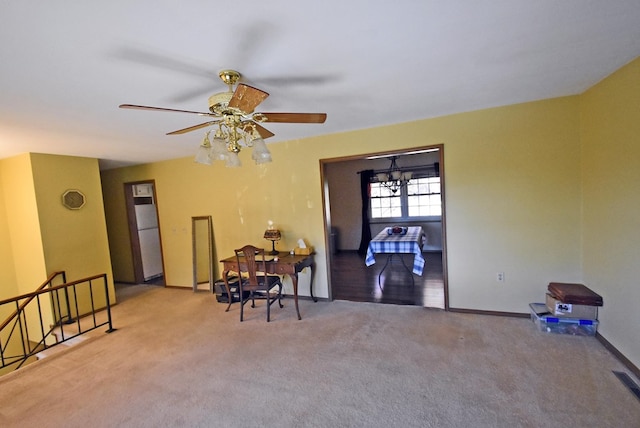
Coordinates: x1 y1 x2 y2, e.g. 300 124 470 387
358 170 374 256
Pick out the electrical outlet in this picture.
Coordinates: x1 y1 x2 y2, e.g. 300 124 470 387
496 272 505 282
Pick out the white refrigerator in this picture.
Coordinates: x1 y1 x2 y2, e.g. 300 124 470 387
135 204 163 281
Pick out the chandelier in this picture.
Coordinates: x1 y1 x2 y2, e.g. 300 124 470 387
375 156 413 194
194 122 272 168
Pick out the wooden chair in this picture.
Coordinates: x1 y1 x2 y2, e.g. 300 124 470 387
234 245 283 322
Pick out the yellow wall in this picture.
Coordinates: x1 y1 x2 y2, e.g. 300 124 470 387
0 154 47 295
101 95 583 309
442 98 582 310
30 153 115 305
0 167 18 300
0 154 53 349
0 153 115 306
0 153 115 367
580 57 640 368
100 169 136 283
0 157 21 340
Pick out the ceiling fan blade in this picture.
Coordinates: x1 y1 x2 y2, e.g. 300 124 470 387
256 112 327 124
250 74 338 87
242 121 275 139
228 84 269 114
119 104 215 117
166 120 220 135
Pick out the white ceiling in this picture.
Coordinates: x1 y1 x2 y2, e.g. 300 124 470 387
1 1 639 170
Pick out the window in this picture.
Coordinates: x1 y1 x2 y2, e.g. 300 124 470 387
370 175 441 220
370 183 401 218
407 176 441 217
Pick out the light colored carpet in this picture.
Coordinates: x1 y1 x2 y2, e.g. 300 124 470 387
1 284 638 427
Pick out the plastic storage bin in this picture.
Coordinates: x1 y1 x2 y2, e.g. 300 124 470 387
213 276 246 303
529 303 598 336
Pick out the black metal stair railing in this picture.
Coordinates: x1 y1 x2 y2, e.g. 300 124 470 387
0 272 115 372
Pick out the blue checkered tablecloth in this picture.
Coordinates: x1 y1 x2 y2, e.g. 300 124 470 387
365 226 426 275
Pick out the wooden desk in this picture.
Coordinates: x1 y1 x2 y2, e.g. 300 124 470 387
219 252 315 320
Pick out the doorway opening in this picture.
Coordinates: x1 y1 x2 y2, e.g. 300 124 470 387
321 145 448 309
124 181 165 286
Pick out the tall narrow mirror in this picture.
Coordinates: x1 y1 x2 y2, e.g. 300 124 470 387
192 216 214 292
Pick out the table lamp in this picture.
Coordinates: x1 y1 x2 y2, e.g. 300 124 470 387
263 229 282 255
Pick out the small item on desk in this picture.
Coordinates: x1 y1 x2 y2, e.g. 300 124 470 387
294 247 314 255
294 238 314 255
273 256 279 262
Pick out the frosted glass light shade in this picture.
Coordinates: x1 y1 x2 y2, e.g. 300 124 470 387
254 152 272 164
225 151 242 167
194 143 212 165
211 136 229 161
251 138 272 164
376 172 389 182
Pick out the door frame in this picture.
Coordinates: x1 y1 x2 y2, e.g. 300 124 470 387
320 144 449 309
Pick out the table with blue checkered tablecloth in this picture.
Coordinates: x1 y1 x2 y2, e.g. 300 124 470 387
365 226 426 275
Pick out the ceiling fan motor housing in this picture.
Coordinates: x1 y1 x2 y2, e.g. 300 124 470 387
208 92 233 114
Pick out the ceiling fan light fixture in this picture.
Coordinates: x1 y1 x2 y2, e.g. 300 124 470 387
248 130 272 164
210 132 229 161
254 154 272 165
194 132 212 165
250 138 268 154
252 148 272 164
119 68 326 169
225 151 242 168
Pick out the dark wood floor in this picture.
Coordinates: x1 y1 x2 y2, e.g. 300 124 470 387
330 251 445 308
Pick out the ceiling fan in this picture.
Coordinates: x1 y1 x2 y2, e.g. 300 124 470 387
120 70 327 165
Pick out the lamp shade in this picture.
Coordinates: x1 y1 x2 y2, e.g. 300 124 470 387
263 229 281 241
264 228 281 255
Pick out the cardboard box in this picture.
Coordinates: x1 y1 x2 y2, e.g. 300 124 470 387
529 303 598 336
546 293 598 319
294 246 314 255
